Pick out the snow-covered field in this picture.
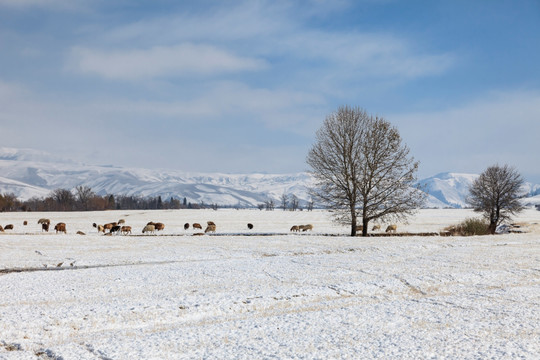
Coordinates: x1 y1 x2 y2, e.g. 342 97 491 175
1 209 539 359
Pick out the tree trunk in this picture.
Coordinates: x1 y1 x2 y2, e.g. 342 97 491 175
488 221 497 234
362 217 368 237
350 206 357 237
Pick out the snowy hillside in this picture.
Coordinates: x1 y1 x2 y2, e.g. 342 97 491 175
1 148 539 208
0 148 313 207
417 172 478 208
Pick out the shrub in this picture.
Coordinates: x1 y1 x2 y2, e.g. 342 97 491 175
445 217 490 236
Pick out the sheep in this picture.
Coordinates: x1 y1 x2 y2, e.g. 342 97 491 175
41 223 49 232
76 231 85 235
121 226 132 235
184 223 190 230
109 225 121 234
247 223 254 230
154 222 165 231
97 224 105 233
142 224 155 234
23 220 28 226
290 225 300 232
0 225 3 232
92 223 97 228
372 224 381 231
118 219 125 224
207 221 216 226
193 223 202 230
54 222 67 234
4 224 14 230
385 224 397 233
205 224 216 233
103 222 116 231
301 224 313 232
38 218 50 225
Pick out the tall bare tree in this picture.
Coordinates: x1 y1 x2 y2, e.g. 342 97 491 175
307 105 425 236
467 164 524 234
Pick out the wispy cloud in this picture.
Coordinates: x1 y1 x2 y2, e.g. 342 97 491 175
84 2 454 81
68 44 268 80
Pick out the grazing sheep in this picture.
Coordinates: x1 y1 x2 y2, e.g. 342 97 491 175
23 220 28 226
205 224 216 233
207 221 216 226
97 224 105 233
301 224 313 232
372 224 381 231
142 224 155 234
385 224 397 233
0 225 4 232
42 223 49 232
121 225 132 235
290 225 299 232
184 223 190 230
110 225 121 234
54 222 66 234
154 222 165 231
92 223 97 228
193 223 202 230
4 224 14 230
76 231 85 235
147 221 155 226
38 218 50 225
118 219 125 224
247 223 254 230
103 222 116 231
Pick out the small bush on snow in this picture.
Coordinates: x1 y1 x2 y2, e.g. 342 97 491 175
445 217 490 236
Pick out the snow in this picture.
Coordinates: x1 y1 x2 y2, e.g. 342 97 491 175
1 208 539 359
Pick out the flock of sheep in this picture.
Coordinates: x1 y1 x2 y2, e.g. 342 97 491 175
355 224 398 233
0 218 220 236
0 218 398 235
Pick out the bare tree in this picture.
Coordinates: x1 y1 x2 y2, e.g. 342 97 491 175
75 185 94 211
307 105 425 236
51 188 76 211
280 193 288 210
265 199 275 211
289 194 299 211
307 199 314 211
467 164 524 234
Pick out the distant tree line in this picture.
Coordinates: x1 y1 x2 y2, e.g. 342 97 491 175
257 194 314 211
0 186 313 212
0 186 206 212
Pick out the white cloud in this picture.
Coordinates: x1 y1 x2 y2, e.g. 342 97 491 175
85 2 454 81
391 90 540 178
68 44 267 80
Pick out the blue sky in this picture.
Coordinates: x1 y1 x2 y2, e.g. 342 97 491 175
1 0 539 182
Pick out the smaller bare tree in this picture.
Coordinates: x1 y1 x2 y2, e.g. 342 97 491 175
280 193 288 210
467 164 524 234
289 194 299 211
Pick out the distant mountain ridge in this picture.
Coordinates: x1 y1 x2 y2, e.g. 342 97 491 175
0 147 539 208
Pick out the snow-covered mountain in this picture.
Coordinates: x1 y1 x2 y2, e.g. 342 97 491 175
417 172 479 208
0 148 313 207
1 147 539 208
